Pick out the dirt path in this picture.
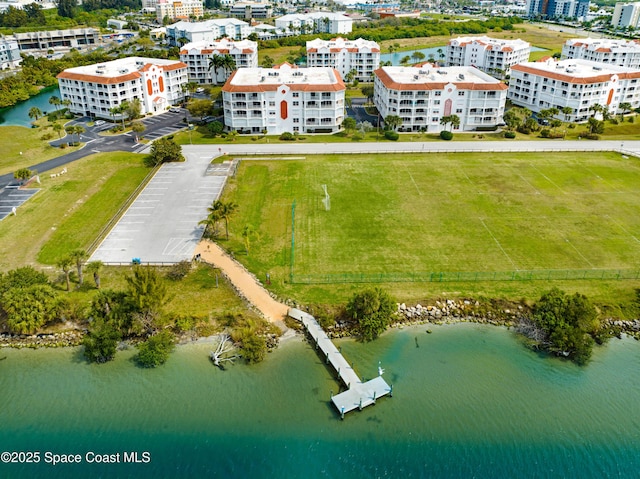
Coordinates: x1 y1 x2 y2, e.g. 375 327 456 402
194 240 289 324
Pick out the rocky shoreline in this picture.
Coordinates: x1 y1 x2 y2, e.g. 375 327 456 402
3 299 640 349
0 330 85 349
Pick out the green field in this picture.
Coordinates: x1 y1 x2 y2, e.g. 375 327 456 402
222 152 640 303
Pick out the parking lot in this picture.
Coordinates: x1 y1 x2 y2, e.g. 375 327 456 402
0 185 39 220
89 148 229 264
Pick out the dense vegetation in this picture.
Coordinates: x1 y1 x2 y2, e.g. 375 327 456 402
260 16 521 52
524 288 608 365
0 263 277 367
346 287 396 342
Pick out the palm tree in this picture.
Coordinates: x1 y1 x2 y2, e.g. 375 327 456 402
221 54 236 80
70 249 88 286
218 201 238 240
49 95 61 111
57 256 74 291
437 48 445 61
86 261 104 289
411 51 425 63
52 122 63 138
118 101 130 129
61 99 71 110
28 107 43 122
384 115 402 131
619 102 632 120
198 209 222 238
208 55 226 84
73 125 85 144
561 106 573 122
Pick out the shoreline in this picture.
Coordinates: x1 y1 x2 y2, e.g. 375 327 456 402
2 299 639 350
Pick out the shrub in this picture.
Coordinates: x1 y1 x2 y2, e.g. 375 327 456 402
628 116 634 123
346 287 395 342
440 130 453 140
504 131 516 139
135 330 175 368
540 129 551 138
166 260 192 281
384 130 399 141
609 118 619 125
279 132 295 141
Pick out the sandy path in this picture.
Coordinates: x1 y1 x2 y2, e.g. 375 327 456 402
194 240 289 324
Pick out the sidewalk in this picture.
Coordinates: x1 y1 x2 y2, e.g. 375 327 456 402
194 240 289 324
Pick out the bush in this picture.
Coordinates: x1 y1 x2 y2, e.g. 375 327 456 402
440 130 453 140
83 319 121 364
384 130 399 141
135 330 175 368
279 132 295 141
166 260 192 281
346 287 395 342
540 129 551 138
504 131 516 139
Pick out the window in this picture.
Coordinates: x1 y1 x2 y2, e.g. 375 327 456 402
458 91 465 96
293 118 299 123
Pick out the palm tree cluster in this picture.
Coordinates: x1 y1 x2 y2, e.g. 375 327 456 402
208 54 236 85
199 200 238 240
64 124 85 145
440 114 460 132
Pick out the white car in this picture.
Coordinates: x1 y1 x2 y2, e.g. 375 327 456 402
195 88 205 93
94 120 105 126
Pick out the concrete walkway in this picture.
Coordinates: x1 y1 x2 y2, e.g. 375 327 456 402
194 240 289 324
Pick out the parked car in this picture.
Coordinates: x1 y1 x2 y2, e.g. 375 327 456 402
195 88 205 93
94 120 105 126
169 107 180 113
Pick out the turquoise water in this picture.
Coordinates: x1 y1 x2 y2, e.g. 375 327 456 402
1 324 640 478
0 86 61 127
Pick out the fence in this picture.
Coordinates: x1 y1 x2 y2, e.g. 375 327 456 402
290 268 640 284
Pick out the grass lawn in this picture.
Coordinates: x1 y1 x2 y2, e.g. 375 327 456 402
218 152 640 306
56 263 261 324
378 23 575 60
0 125 80 176
0 151 148 270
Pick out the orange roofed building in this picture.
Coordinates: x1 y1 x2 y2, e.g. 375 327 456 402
508 58 640 122
373 65 508 133
180 39 257 85
306 37 380 82
57 57 188 120
221 63 346 135
446 36 530 80
562 39 640 69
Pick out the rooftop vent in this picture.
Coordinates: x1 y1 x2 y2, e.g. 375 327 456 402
413 75 419 80
437 69 447 75
118 68 129 74
593 66 602 71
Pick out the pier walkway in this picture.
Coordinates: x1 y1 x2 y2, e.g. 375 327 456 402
289 308 391 417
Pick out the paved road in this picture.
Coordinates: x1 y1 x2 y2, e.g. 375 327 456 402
0 109 191 189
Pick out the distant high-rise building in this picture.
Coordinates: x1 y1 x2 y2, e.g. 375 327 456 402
612 2 640 29
526 0 589 19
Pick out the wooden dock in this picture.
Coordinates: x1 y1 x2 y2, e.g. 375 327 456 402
288 308 392 418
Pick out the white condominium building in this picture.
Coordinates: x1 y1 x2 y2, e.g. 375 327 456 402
166 19 251 46
57 57 188 120
508 58 640 122
306 37 380 82
612 2 640 29
156 0 204 23
0 37 21 69
373 66 508 132
562 38 640 69
446 36 530 79
222 63 346 134
180 39 258 84
275 12 353 35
